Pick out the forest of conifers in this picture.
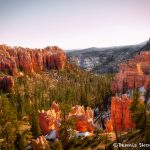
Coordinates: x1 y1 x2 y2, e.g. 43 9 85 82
0 64 113 149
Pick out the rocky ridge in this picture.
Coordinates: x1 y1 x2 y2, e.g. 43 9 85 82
0 45 66 92
67 39 150 73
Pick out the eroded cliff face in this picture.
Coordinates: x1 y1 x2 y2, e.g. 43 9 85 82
112 51 150 93
0 45 66 75
0 45 66 92
106 95 135 131
107 52 150 132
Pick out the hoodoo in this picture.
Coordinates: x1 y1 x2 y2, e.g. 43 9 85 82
107 51 150 132
0 45 66 92
112 51 150 93
38 102 95 136
106 95 135 131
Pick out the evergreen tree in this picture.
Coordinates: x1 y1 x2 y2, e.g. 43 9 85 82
0 95 18 150
30 110 41 138
143 82 150 143
59 103 75 149
14 123 32 150
130 89 145 129
52 141 63 150
15 133 26 150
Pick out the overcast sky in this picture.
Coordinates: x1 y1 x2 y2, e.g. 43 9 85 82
0 0 150 50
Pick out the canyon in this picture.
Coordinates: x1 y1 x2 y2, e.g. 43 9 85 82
1 43 150 149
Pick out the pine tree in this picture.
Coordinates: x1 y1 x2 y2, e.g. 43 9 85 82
0 95 18 149
59 103 75 149
53 141 63 150
130 89 145 129
143 82 150 142
30 110 41 138
14 124 32 150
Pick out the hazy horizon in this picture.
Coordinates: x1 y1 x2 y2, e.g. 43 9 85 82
0 0 150 50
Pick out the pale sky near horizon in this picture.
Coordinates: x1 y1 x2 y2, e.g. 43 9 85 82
0 0 150 50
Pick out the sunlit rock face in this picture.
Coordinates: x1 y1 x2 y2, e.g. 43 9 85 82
0 45 66 92
39 103 95 135
39 101 61 135
106 95 135 131
0 76 14 92
0 45 66 75
106 119 113 132
68 105 95 132
112 51 150 93
31 136 49 150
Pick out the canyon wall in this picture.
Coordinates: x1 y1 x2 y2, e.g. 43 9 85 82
112 51 150 93
0 44 66 92
0 45 66 75
107 52 150 131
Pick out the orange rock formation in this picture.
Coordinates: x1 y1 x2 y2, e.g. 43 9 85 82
31 136 49 150
106 95 135 131
0 44 66 92
39 103 95 135
68 105 95 132
39 101 61 135
112 51 150 93
0 45 66 75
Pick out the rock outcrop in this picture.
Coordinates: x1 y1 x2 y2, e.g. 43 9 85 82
39 101 61 135
0 44 66 92
31 136 49 150
68 105 95 132
0 76 14 92
0 45 66 75
106 95 135 131
112 51 150 93
38 102 95 135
